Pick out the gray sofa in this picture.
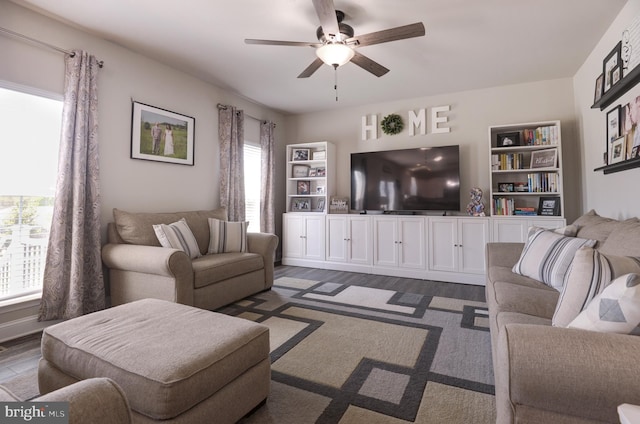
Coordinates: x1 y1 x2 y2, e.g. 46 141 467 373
101 208 278 310
486 210 640 424
0 378 132 424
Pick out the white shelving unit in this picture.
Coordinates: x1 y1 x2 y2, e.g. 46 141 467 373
285 141 335 214
488 120 564 219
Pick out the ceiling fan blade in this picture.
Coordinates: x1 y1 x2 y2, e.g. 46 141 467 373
350 51 389 77
312 0 339 37
348 22 425 47
298 58 325 78
245 39 321 47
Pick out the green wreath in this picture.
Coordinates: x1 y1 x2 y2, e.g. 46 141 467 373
381 114 404 135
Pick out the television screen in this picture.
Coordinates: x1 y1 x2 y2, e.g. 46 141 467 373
351 146 460 212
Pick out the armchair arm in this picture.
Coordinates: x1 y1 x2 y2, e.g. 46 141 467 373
498 324 640 423
247 233 279 288
101 243 194 305
485 242 524 269
36 378 132 424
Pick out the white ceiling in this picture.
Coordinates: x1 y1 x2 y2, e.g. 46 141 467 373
9 0 628 115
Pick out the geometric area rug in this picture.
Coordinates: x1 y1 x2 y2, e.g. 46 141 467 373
218 277 496 424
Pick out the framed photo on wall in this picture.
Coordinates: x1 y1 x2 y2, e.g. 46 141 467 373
594 73 604 104
131 101 195 166
609 136 626 164
603 41 622 93
606 105 621 143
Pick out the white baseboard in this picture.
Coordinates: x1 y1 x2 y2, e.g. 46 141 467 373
0 314 59 344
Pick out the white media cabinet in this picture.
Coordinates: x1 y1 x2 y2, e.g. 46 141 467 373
282 213 565 286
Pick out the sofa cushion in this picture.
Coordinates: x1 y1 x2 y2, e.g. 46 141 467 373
553 247 640 327
491 281 559 320
487 265 547 290
497 311 552 328
153 218 201 259
192 252 264 288
208 218 248 254
572 209 623 245
512 227 596 291
569 273 640 334
599 218 640 256
113 208 227 254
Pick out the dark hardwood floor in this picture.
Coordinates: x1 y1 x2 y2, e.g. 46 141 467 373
0 265 487 385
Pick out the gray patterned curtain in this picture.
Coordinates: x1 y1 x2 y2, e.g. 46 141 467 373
218 106 245 221
260 121 276 234
39 50 104 321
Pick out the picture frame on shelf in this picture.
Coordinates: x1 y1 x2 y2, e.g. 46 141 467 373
609 136 626 164
292 164 309 178
612 66 621 86
594 73 604 103
496 132 520 147
297 180 310 195
514 182 529 192
308 168 318 177
315 185 325 194
291 198 311 212
292 148 310 161
530 149 557 169
606 105 621 143
312 150 326 160
130 101 195 166
631 146 639 159
315 166 326 177
538 197 561 216
603 41 622 93
497 182 515 192
314 198 325 212
329 197 349 214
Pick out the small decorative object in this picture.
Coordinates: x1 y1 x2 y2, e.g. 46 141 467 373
594 73 604 103
514 182 529 192
131 101 195 166
538 197 560 216
466 187 485 217
314 198 325 212
530 149 558 169
606 105 621 143
315 185 325 194
496 132 520 147
312 150 326 160
381 113 404 135
498 182 515 193
609 136 626 164
329 197 349 214
292 164 309 177
291 198 311 211
292 148 310 161
603 41 622 93
297 180 310 195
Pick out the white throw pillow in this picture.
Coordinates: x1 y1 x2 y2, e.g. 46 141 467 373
153 218 201 259
512 227 596 291
553 247 640 327
208 218 248 254
568 273 640 334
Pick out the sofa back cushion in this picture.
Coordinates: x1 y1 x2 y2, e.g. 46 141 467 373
113 208 227 255
572 210 623 245
598 218 640 256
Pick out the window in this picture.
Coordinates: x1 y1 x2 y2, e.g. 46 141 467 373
244 142 261 233
0 84 62 302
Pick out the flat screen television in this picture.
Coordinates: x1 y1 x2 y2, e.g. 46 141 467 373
351 145 460 212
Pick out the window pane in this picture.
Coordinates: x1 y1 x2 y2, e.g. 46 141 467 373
244 143 261 233
0 86 62 301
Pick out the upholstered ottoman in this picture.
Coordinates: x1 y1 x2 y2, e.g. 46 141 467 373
38 299 270 424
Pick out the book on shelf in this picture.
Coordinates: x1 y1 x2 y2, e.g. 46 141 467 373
493 197 515 216
514 207 536 216
495 152 525 170
522 125 558 146
526 173 559 192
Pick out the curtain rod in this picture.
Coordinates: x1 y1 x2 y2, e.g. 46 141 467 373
217 103 276 128
0 26 104 68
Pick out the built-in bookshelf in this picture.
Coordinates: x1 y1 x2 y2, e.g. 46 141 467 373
285 141 335 213
489 121 564 217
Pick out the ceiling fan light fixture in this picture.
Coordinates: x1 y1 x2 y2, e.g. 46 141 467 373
316 43 354 67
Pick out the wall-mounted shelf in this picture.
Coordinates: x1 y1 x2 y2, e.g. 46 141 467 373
594 157 640 174
592 65 640 111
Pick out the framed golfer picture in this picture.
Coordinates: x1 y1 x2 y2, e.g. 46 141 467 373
131 101 195 165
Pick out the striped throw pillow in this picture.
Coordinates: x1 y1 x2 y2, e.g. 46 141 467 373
553 247 640 327
512 227 596 291
153 218 201 259
568 273 640 334
208 218 248 254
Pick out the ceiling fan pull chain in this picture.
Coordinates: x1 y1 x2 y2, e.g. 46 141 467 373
333 64 339 101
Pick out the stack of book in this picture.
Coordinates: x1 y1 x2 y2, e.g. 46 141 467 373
514 207 536 216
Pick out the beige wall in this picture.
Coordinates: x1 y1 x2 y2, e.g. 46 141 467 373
574 0 640 220
284 78 580 221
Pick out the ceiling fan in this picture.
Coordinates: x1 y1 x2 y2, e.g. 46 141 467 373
245 0 425 78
